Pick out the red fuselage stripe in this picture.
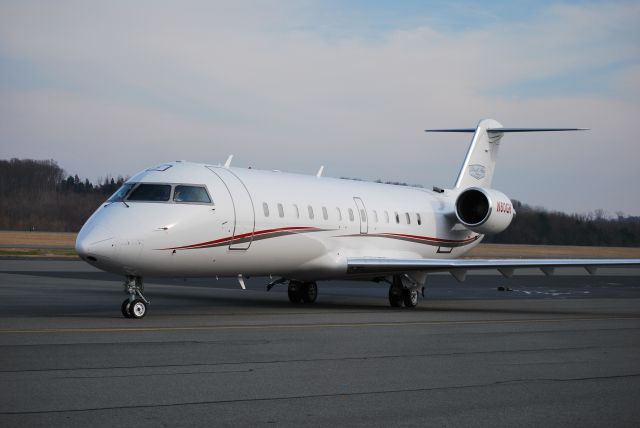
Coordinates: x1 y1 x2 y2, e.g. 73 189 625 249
161 226 318 250
160 227 476 251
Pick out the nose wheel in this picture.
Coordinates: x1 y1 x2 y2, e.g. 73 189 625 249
121 299 132 318
121 298 147 319
121 276 149 319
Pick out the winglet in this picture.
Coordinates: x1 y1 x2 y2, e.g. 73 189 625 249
224 155 233 168
316 165 324 178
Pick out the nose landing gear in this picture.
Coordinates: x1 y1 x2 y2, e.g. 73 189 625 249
121 276 149 319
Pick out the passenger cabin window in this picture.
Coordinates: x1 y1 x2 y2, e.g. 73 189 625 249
336 207 342 221
385 211 390 223
308 205 314 219
293 204 300 218
348 208 354 222
417 213 422 225
405 212 411 224
277 203 284 218
127 184 171 202
173 185 211 203
394 212 400 224
373 210 379 223
360 209 367 223
263 202 270 217
108 183 135 202
322 206 328 220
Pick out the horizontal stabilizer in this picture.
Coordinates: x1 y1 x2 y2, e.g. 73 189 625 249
425 128 477 133
426 128 588 133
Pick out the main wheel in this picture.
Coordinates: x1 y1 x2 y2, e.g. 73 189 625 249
288 283 302 303
129 299 147 319
403 288 419 308
301 282 318 304
388 286 404 307
121 299 133 318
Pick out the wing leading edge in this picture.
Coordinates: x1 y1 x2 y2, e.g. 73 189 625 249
347 258 640 281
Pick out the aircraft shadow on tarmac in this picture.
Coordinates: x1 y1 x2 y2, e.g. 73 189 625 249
1 284 629 320
2 270 639 318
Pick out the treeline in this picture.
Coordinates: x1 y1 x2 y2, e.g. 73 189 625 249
483 201 640 247
0 158 639 246
0 158 126 232
341 177 424 188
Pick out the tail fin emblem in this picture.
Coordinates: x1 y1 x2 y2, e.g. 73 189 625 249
469 164 486 180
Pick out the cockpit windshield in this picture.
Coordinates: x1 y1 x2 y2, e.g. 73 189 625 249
107 183 135 202
127 184 172 202
107 182 213 204
173 185 211 203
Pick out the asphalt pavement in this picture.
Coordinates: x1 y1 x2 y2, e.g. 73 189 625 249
1 259 639 427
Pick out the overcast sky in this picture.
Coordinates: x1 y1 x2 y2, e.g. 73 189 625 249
1 1 638 215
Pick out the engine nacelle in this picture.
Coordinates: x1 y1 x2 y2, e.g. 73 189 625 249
455 187 515 234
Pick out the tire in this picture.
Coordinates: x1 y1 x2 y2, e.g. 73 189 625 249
121 299 132 318
129 299 147 319
388 286 403 307
288 284 302 303
301 282 318 304
403 288 419 308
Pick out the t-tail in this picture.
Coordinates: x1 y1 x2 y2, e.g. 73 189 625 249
426 119 588 189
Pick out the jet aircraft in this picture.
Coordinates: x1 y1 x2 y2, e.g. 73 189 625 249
75 119 640 318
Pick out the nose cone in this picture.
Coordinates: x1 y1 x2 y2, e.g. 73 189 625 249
76 223 116 263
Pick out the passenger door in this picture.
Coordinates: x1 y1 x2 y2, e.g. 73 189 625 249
353 197 368 234
207 167 255 250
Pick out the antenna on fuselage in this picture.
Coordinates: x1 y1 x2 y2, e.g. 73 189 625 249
224 155 233 168
316 165 324 178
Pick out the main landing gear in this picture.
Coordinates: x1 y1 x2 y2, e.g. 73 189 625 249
388 275 420 309
266 278 318 304
121 275 149 319
287 280 318 304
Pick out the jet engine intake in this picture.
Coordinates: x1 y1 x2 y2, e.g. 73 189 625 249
455 187 514 234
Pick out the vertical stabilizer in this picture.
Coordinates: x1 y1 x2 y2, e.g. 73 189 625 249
453 119 503 189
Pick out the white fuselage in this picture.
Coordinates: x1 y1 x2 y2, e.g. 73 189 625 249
76 161 481 280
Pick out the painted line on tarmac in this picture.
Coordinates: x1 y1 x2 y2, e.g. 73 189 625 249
0 316 639 334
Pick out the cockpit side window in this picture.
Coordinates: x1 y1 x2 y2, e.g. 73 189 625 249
107 183 135 202
127 184 172 202
173 185 212 204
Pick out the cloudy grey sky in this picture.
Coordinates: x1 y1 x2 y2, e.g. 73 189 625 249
1 1 639 214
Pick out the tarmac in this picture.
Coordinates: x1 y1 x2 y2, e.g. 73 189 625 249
1 259 639 427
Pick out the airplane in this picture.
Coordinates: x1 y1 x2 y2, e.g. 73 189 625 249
75 118 640 318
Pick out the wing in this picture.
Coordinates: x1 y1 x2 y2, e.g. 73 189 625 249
347 258 640 281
